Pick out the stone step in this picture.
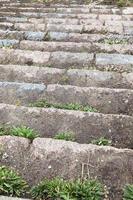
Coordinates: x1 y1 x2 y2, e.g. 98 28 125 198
1 16 133 25
0 30 132 44
0 49 133 71
0 11 132 21
0 65 133 89
0 39 132 54
0 22 126 35
0 5 132 15
0 103 133 148
0 82 133 116
0 136 133 200
19 40 133 54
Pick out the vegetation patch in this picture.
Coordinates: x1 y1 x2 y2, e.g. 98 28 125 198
123 184 133 200
30 100 98 112
103 38 129 45
0 166 29 197
91 137 112 146
0 125 38 140
31 178 105 200
54 131 75 141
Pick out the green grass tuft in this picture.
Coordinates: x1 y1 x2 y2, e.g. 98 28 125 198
54 132 75 141
0 125 38 140
0 166 29 197
30 100 98 112
123 184 133 200
91 137 112 146
31 178 105 200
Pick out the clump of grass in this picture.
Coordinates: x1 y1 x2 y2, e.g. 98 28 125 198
54 132 75 141
30 100 98 113
31 178 105 200
0 125 38 140
0 166 29 197
123 184 133 200
103 38 128 45
91 137 112 146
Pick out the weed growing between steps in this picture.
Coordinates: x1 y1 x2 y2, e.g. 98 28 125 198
54 131 75 141
0 165 132 199
123 184 133 200
102 38 129 45
0 125 38 140
0 166 29 197
91 137 112 146
30 100 98 112
31 178 105 200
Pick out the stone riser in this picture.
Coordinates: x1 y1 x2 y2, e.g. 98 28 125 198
0 103 133 148
0 82 133 116
0 136 133 200
0 39 133 55
0 30 132 44
0 49 133 71
0 65 133 89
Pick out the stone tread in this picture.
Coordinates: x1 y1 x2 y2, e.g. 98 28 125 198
0 103 133 148
0 136 133 200
0 65 133 89
0 82 133 116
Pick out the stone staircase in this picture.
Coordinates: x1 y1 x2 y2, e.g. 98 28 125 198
0 1 133 199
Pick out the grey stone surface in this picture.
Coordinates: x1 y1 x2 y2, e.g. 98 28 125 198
24 31 45 41
0 39 19 47
0 64 65 84
0 136 133 200
0 104 133 148
96 53 133 65
0 196 30 200
0 82 46 105
0 49 50 66
50 52 94 67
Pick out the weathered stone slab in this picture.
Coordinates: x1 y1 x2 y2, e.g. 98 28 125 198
0 82 46 105
50 52 94 67
0 49 50 66
0 136 133 200
0 65 65 84
44 84 133 116
0 104 133 148
0 196 30 200
96 53 133 66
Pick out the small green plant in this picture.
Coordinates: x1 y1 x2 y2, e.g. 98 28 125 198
30 100 98 113
54 132 75 141
103 38 128 45
91 137 112 146
31 178 104 200
0 125 38 140
10 126 39 140
0 166 29 197
123 184 133 200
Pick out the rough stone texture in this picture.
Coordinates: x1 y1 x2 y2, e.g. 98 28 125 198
0 65 65 84
0 136 133 200
19 40 133 54
0 82 46 105
67 69 133 89
50 52 94 67
43 84 133 116
96 53 133 66
0 104 133 148
0 197 30 200
1 82 133 115
0 49 50 66
0 65 133 89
